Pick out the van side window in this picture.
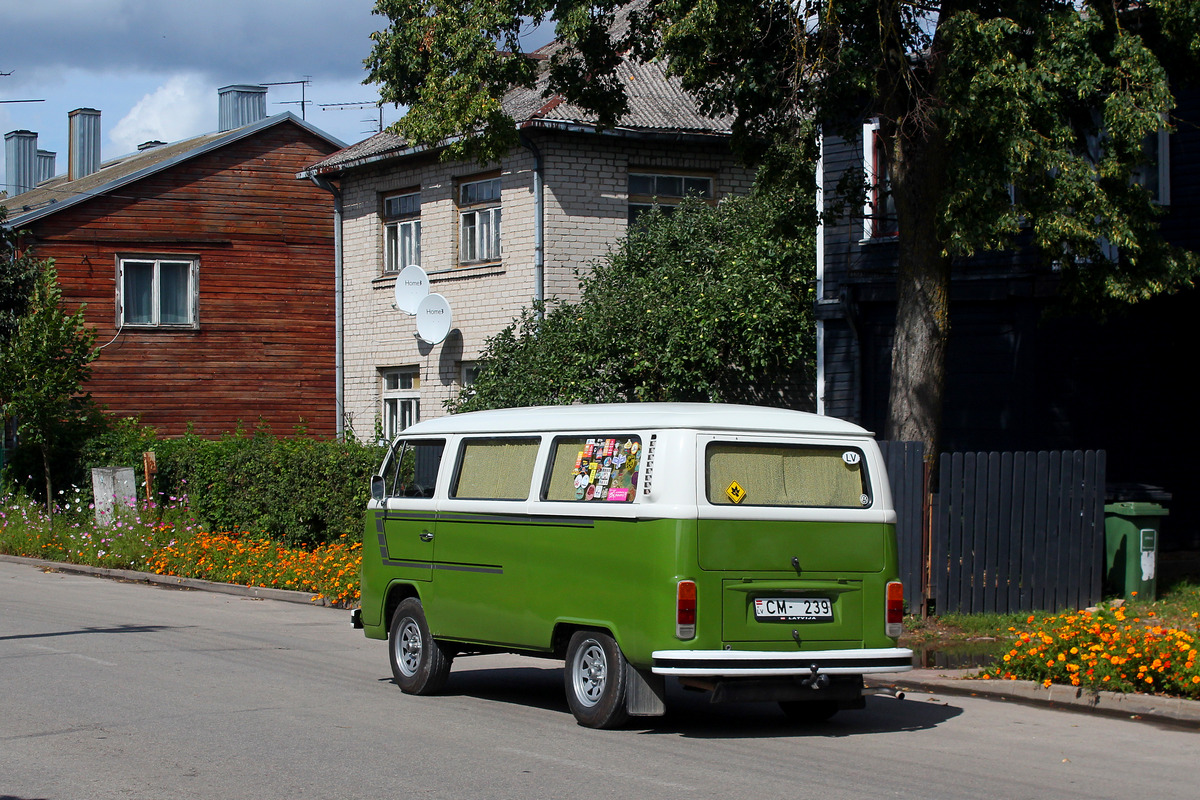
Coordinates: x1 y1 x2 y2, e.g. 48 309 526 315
451 437 540 500
388 439 445 499
544 436 641 502
705 443 871 508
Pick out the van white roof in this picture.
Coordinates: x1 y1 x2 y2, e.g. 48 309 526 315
401 403 873 437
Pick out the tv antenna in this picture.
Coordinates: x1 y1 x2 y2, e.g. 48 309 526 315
319 101 385 134
1 69 45 104
263 77 312 119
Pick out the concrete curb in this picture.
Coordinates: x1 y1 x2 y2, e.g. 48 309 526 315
0 553 341 608
867 669 1200 729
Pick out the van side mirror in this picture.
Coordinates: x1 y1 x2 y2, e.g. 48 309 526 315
371 474 386 502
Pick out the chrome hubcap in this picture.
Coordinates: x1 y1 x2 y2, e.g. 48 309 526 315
573 641 607 707
397 619 422 676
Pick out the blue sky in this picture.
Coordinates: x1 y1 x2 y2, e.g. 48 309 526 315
1 0 403 191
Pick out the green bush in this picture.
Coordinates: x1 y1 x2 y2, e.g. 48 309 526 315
65 418 383 547
152 427 383 547
450 175 817 413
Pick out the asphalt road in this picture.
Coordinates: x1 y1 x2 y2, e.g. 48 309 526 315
1 560 1195 800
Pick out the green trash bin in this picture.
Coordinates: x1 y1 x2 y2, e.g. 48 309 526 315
1104 502 1169 600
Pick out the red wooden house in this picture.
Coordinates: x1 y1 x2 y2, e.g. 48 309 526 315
2 86 343 438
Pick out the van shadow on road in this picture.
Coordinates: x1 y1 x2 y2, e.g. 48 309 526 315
393 662 964 738
0 623 180 642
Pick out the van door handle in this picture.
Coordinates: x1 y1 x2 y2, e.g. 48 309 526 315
419 530 434 542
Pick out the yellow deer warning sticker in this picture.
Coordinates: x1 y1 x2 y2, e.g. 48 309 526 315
726 481 746 504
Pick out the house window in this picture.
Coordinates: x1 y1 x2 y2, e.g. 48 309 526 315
381 367 420 439
458 177 502 264
118 256 198 327
461 361 480 387
384 191 421 273
862 120 898 240
628 172 713 224
1133 126 1170 206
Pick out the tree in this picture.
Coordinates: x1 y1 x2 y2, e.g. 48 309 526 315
0 258 98 516
367 0 1200 458
450 177 816 412
1 206 38 346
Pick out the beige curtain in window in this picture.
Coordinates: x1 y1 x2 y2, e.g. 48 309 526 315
545 441 584 501
707 445 865 507
453 439 539 499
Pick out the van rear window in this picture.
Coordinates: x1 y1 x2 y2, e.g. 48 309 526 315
451 437 540 500
544 436 641 502
705 443 870 508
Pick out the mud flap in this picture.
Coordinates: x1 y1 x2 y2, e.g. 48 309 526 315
625 662 666 716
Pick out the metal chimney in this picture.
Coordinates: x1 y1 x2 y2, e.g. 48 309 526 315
37 149 57 183
218 85 268 132
68 108 102 180
4 130 38 196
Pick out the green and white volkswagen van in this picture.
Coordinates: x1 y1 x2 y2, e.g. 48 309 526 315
353 403 911 728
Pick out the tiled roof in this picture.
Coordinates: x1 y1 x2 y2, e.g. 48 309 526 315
3 113 344 227
302 14 731 179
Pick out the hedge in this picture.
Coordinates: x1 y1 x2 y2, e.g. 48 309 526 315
74 418 384 547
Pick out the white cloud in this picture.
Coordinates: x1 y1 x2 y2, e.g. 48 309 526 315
109 75 212 155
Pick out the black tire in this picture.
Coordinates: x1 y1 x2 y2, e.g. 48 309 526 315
564 630 630 729
778 699 839 723
389 598 452 695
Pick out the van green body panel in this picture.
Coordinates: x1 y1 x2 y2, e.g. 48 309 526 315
697 519 886 573
380 509 435 582
361 511 902 661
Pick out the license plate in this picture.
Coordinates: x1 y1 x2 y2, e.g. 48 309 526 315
754 597 833 622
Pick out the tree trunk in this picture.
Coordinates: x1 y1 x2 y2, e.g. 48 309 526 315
881 118 952 467
886 238 950 460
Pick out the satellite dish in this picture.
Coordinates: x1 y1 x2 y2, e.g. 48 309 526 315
394 265 429 315
415 293 452 344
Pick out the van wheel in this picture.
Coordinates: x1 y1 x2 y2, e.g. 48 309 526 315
564 630 630 729
389 598 451 695
778 700 839 722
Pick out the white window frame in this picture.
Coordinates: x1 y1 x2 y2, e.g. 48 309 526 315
862 120 898 241
1133 125 1170 206
117 255 199 328
381 367 420 440
627 171 714 224
458 177 502 264
383 191 421 273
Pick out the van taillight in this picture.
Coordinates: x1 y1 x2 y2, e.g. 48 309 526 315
886 581 904 638
676 580 697 639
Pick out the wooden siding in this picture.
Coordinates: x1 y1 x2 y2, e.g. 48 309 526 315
21 123 339 438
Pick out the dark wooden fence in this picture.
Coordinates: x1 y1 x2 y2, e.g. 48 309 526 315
879 445 1107 615
879 441 926 612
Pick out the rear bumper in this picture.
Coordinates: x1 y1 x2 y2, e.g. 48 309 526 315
651 647 913 677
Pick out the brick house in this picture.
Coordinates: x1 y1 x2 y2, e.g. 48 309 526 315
300 59 754 440
2 86 345 437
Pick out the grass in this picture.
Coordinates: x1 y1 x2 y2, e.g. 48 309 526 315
0 487 361 606
900 573 1200 699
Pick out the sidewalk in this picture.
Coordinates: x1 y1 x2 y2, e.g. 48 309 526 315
5 552 1199 728
867 667 1200 729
